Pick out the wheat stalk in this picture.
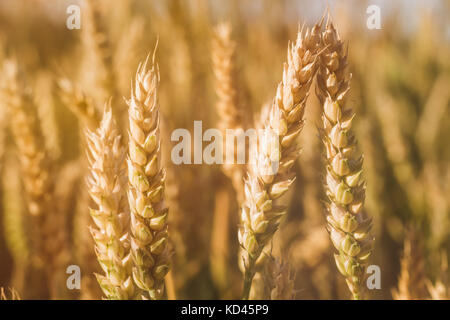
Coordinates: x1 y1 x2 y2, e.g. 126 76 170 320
316 18 374 300
392 227 427 300
126 52 170 300
239 23 322 299
0 60 69 298
86 103 137 299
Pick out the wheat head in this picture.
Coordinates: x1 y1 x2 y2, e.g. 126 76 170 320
86 103 137 299
316 18 374 300
239 23 322 299
126 53 170 300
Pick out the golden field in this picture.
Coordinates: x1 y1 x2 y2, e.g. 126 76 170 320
0 0 448 300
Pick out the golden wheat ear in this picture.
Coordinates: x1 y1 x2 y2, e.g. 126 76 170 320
86 102 137 299
239 21 322 300
126 50 170 300
315 17 374 300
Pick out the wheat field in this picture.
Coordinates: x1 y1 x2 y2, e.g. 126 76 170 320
0 0 448 300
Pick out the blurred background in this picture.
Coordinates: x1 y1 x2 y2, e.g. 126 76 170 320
0 0 448 299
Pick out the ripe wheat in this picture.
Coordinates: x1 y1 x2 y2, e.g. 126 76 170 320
86 104 137 299
316 18 374 300
126 53 170 300
239 23 322 299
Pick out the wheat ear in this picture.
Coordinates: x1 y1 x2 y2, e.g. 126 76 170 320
127 53 170 300
0 60 69 298
212 22 245 204
86 103 137 299
316 18 374 300
392 227 427 300
239 23 321 299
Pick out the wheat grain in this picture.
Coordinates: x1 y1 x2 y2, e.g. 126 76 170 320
126 52 170 300
86 103 136 299
316 18 374 300
239 23 322 299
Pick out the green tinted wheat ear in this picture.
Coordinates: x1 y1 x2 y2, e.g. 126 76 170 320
316 19 374 300
239 23 322 300
86 104 137 299
127 54 170 300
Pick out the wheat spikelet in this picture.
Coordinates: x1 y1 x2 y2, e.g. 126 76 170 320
315 18 374 300
0 60 69 298
72 180 103 300
392 228 427 300
239 23 322 299
126 52 170 300
86 103 137 299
